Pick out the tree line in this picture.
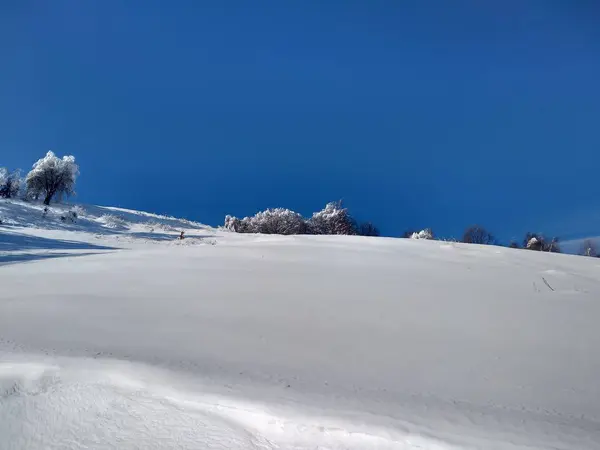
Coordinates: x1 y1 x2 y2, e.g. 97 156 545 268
2 151 597 257
225 206 599 257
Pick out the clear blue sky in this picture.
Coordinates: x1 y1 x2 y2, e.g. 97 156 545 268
2 1 599 242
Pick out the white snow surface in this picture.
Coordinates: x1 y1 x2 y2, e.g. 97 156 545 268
1 199 600 449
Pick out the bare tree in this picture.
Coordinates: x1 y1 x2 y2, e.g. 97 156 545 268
462 225 496 245
546 237 561 253
358 222 380 237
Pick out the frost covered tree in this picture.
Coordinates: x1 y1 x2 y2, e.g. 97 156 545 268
249 208 307 235
307 201 358 235
225 201 368 236
524 233 543 250
410 228 434 240
523 233 560 252
224 215 246 233
525 234 543 251
25 151 79 205
224 208 306 235
0 168 21 199
462 225 496 245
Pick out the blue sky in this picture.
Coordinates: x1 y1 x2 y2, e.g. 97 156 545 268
2 1 599 242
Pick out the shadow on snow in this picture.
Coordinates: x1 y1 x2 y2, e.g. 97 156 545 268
0 251 112 267
0 232 117 252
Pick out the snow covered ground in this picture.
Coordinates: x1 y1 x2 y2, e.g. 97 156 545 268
1 199 599 449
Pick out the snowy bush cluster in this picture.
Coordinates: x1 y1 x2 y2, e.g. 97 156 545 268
225 208 307 235
61 210 78 223
1 151 79 205
145 221 178 233
522 233 560 253
0 168 22 199
225 201 378 237
410 229 434 240
98 214 128 229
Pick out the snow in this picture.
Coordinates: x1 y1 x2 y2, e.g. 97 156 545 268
1 199 600 449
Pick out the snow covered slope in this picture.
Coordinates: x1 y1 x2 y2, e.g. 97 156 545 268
1 199 599 449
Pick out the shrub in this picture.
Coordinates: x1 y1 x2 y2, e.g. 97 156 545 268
410 228 434 240
307 201 357 235
99 214 128 229
0 168 22 199
224 208 306 235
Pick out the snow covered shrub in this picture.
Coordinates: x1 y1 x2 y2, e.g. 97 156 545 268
526 236 542 250
99 214 127 229
145 221 176 232
410 228 434 240
224 209 306 235
523 233 560 252
0 168 21 199
225 201 370 236
307 201 357 235
224 215 251 233
224 215 241 232
249 208 306 235
61 210 78 223
71 205 85 217
26 151 79 205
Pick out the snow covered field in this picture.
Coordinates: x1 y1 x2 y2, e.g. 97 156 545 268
1 199 599 449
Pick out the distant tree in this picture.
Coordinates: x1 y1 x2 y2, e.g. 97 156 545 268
225 201 372 237
25 151 79 205
249 208 307 235
224 215 244 232
462 225 496 245
580 239 597 257
524 233 543 250
402 230 416 238
546 237 561 253
358 222 380 237
509 241 520 249
0 168 21 199
224 208 306 235
307 201 358 235
523 233 561 252
410 228 434 240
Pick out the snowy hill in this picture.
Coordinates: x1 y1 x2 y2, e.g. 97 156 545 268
1 199 599 449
